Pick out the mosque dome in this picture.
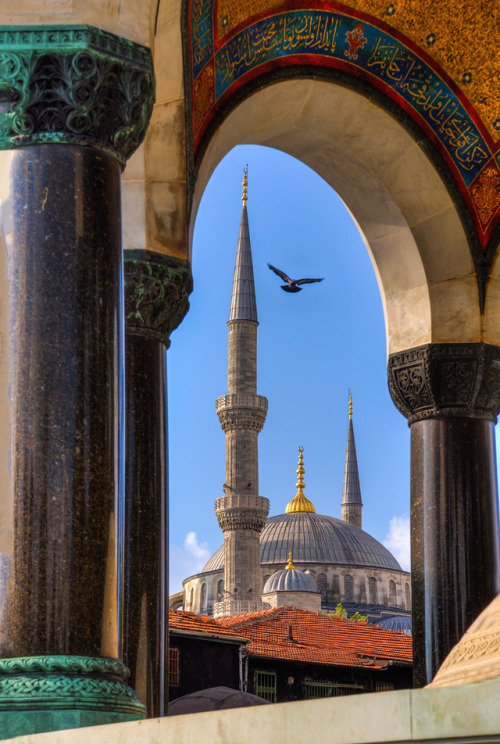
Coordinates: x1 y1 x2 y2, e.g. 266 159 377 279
203 444 402 574
203 513 402 573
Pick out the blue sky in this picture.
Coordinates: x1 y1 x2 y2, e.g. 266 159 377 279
167 143 497 594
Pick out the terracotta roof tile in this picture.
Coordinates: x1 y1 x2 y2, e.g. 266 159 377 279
169 610 246 640
217 607 412 669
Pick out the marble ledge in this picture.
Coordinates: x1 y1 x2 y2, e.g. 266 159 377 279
5 677 500 744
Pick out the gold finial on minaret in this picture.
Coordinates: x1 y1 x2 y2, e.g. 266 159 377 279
242 166 248 206
286 549 295 569
285 446 316 513
349 390 353 419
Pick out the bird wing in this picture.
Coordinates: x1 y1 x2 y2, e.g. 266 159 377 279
295 277 325 285
268 263 291 283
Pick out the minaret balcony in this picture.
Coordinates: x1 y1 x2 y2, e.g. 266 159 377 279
215 495 270 531
216 394 268 432
216 394 268 413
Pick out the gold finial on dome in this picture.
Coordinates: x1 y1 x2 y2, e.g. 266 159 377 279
286 549 295 569
285 446 316 514
242 166 248 206
349 390 353 419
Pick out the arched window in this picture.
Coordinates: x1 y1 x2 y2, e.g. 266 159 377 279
200 583 207 610
317 573 327 602
389 579 397 607
405 582 410 609
217 579 224 599
368 576 377 605
344 574 354 603
189 587 194 610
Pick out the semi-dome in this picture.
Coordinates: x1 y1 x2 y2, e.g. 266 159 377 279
376 615 412 636
203 512 402 573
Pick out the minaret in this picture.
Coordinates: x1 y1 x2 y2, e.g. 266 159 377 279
341 393 363 528
214 169 269 617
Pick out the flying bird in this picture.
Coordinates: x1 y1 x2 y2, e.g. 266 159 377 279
267 263 324 293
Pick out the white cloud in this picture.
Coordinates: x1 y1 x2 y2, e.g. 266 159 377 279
169 532 210 595
383 515 411 571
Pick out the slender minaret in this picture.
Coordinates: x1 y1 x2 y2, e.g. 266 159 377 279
214 169 269 617
341 392 363 528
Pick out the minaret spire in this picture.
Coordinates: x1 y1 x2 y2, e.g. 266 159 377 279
341 392 363 528
228 167 257 323
214 169 269 618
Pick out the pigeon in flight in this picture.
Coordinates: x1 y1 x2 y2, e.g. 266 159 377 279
267 263 324 293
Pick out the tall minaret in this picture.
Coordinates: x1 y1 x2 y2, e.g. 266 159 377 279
214 169 269 617
341 392 363 528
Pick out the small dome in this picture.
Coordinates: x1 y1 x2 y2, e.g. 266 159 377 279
263 568 317 594
376 615 412 636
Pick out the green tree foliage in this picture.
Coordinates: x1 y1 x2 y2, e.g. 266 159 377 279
327 603 367 622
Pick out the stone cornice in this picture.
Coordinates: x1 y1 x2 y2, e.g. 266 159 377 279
388 343 500 424
124 250 193 348
0 25 154 166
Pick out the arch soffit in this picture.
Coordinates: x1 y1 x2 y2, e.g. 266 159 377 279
183 2 500 351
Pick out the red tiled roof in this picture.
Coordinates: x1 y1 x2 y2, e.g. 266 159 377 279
217 607 412 669
169 610 246 641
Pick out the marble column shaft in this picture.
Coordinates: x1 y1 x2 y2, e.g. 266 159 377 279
124 336 168 717
123 250 192 717
410 417 499 686
389 343 500 687
5 145 122 658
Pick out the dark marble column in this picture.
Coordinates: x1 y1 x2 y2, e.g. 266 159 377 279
123 250 192 717
389 343 500 687
0 25 154 736
6 145 122 659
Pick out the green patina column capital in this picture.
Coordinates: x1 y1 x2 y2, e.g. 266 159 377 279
124 250 193 347
0 656 145 738
0 25 155 166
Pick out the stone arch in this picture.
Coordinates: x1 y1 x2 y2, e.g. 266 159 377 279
200 582 207 610
190 77 488 352
368 576 377 605
217 578 224 599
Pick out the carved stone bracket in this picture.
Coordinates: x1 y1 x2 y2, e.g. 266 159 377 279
124 250 193 348
0 25 155 166
216 509 268 532
388 343 500 424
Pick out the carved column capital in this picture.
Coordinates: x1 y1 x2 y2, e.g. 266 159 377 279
124 250 193 348
388 343 500 424
0 25 154 166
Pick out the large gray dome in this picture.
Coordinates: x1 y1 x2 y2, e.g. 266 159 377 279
202 512 402 573
263 568 317 594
